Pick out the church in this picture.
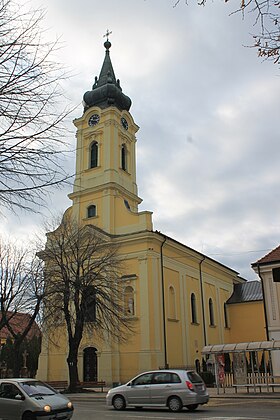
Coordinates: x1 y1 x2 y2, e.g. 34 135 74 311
37 39 266 385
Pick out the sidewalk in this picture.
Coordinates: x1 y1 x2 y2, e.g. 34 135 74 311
208 386 280 399
65 386 280 403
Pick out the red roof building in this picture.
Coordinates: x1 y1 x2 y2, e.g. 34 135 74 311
0 312 41 344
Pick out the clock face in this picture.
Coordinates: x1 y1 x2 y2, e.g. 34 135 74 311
121 117 128 130
88 114 100 127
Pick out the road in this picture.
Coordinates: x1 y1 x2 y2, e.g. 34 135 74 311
70 397 280 420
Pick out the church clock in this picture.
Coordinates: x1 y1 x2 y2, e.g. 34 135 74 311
88 114 100 126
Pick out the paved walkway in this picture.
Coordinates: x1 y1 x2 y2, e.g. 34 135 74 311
65 386 280 402
208 386 280 399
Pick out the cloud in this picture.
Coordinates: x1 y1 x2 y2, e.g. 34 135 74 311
1 0 279 281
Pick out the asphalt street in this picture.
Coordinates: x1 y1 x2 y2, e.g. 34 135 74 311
69 395 280 420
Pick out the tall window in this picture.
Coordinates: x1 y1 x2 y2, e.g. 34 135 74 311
121 144 127 171
87 205 96 218
124 286 135 316
209 298 215 326
82 286 96 322
224 303 229 328
90 141 98 168
169 286 176 319
191 293 197 324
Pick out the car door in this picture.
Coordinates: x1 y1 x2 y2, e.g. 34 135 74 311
0 382 24 420
126 373 153 405
150 372 180 405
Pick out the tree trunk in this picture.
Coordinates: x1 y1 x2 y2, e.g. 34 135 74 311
67 345 80 392
12 341 22 377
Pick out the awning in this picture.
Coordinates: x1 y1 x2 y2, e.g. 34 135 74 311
202 340 280 354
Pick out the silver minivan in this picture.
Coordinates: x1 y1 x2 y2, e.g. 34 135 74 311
0 378 74 420
106 369 209 412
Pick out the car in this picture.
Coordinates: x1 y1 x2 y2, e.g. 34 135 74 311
106 369 209 412
0 378 74 420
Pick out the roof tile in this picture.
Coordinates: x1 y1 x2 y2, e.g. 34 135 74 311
253 245 280 266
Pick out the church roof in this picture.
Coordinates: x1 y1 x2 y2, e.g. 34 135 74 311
252 245 280 267
83 40 132 112
226 280 263 304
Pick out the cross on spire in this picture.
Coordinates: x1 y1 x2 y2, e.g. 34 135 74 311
103 29 112 41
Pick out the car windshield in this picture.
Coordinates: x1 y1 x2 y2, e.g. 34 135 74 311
187 371 203 384
19 381 56 396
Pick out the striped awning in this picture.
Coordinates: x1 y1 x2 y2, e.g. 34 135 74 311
202 340 280 354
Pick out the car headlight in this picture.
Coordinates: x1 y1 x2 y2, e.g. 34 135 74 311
43 405 51 413
67 401 73 409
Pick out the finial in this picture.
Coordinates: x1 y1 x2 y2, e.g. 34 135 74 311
103 29 112 41
103 29 112 50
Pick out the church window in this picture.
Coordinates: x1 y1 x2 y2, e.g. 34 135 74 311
168 286 176 320
90 141 98 168
224 303 229 328
87 205 96 218
209 298 215 326
121 143 127 171
124 286 135 316
272 267 280 282
191 293 197 324
82 285 96 322
124 199 130 210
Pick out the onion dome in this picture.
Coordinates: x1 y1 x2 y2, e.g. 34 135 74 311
83 40 132 112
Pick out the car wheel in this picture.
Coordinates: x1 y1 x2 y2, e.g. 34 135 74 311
187 404 198 411
22 412 35 420
112 395 126 410
167 396 183 412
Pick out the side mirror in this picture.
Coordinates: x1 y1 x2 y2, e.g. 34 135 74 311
15 394 24 401
127 382 131 387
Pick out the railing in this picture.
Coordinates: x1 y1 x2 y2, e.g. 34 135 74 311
222 372 280 391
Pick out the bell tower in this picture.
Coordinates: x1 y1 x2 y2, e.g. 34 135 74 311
69 38 152 235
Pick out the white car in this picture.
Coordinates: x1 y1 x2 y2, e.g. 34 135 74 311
0 378 74 420
106 369 209 412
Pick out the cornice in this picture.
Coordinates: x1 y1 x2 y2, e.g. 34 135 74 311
68 181 142 204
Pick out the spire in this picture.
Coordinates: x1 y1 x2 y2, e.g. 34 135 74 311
83 34 132 112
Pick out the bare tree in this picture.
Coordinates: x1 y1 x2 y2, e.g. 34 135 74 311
173 0 280 65
0 237 44 376
0 0 73 213
41 215 132 392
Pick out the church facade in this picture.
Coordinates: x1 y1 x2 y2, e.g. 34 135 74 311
37 40 265 385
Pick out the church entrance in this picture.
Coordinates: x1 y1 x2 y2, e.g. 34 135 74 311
83 347 98 382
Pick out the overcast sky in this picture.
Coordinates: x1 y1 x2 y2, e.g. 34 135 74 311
2 0 280 280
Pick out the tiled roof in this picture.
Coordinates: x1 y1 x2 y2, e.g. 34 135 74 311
252 245 280 266
0 312 41 340
226 280 263 304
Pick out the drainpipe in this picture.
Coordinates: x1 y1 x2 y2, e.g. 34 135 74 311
257 264 270 342
160 234 168 369
199 257 207 347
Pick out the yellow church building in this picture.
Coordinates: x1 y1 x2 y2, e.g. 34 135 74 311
37 39 266 385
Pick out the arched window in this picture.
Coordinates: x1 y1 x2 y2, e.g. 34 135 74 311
195 359 201 373
224 303 229 328
191 293 197 324
209 298 215 326
87 205 96 218
121 143 127 171
90 141 98 168
124 286 135 316
82 285 96 322
83 347 97 382
169 286 176 319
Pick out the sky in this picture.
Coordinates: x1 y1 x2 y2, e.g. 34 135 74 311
1 0 280 280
